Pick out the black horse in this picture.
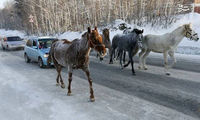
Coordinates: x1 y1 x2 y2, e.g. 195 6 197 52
110 29 144 75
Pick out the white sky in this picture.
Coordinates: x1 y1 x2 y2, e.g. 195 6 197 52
0 0 12 9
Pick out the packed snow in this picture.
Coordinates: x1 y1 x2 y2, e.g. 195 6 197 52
0 13 200 55
0 51 199 120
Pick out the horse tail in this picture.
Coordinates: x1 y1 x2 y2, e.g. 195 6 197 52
47 39 58 64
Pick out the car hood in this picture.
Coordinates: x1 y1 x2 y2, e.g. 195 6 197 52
40 48 50 54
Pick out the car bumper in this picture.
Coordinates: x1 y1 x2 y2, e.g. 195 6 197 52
43 57 54 66
7 45 25 50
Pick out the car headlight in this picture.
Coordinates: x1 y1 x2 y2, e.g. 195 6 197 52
44 54 49 58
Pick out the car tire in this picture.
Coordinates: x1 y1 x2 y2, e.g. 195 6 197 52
38 57 44 68
24 54 31 63
1 45 5 50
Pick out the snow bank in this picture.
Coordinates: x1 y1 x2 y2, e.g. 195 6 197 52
0 29 26 38
57 31 83 40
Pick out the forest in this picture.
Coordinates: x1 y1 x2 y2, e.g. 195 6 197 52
0 0 193 35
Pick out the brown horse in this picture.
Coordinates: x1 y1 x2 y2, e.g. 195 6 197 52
48 27 106 102
97 28 111 61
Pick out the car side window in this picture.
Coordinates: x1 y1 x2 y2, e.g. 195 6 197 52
26 40 32 47
33 40 37 46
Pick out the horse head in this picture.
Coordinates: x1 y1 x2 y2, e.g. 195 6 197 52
88 27 106 58
132 28 144 42
103 28 110 40
184 24 199 41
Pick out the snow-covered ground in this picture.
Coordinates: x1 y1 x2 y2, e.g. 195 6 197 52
0 50 199 120
0 13 200 55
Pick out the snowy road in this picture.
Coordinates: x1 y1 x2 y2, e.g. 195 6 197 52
0 49 200 120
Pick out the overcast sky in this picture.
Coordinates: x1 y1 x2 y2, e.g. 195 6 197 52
0 0 13 9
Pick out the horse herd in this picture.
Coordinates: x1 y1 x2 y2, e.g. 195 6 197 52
47 24 199 102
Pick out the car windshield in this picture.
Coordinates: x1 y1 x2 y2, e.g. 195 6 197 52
7 37 22 41
38 39 55 49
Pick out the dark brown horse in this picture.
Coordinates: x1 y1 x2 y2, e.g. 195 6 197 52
48 27 106 102
97 28 111 61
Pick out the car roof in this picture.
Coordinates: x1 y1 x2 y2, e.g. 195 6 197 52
38 36 57 39
28 36 57 40
6 36 21 38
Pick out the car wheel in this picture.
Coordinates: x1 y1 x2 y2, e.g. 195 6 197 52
24 54 31 63
38 57 44 68
1 45 5 50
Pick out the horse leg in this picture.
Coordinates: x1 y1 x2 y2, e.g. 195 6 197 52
142 50 151 70
53 60 61 86
124 47 139 68
132 46 139 57
168 51 176 68
119 50 124 69
67 66 73 96
116 49 121 60
123 51 126 64
115 48 121 61
83 68 95 102
138 49 146 69
163 51 170 75
128 51 136 75
58 65 65 88
108 47 112 60
124 61 130 68
109 48 114 64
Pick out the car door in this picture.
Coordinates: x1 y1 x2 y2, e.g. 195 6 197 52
31 39 39 61
25 39 33 60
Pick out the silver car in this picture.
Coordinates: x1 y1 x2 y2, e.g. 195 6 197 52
1 36 25 50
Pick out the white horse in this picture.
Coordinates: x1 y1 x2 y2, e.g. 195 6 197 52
139 24 199 75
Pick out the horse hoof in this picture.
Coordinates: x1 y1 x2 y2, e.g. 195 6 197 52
90 98 95 102
166 72 171 76
132 73 136 76
109 61 113 64
61 84 65 89
56 83 60 86
144 67 148 70
124 65 128 68
67 92 72 96
138 66 142 70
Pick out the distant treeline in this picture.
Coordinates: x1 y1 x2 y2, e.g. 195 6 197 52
0 0 193 35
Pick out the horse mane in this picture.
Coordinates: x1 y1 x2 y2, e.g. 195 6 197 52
81 32 88 37
132 28 143 34
62 39 72 44
52 39 59 44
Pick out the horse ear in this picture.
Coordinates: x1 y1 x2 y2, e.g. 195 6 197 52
142 29 144 33
95 26 97 31
94 26 99 34
88 27 91 33
189 23 192 28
